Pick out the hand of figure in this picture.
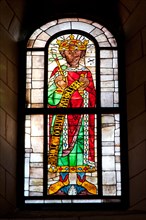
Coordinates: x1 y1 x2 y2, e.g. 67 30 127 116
79 76 89 90
55 75 68 89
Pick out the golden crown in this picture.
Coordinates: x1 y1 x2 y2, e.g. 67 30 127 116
56 34 89 51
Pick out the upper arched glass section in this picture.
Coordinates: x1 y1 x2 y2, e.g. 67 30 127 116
27 18 117 48
26 18 119 108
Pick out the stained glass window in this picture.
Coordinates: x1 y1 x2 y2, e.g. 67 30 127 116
23 18 127 208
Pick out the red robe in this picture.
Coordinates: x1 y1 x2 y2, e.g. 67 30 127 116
48 66 96 163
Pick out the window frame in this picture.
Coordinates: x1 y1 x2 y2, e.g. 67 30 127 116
17 18 129 210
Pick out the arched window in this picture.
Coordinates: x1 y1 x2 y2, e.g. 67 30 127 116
22 18 128 208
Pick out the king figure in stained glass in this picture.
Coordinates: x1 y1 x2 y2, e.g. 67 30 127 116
47 34 97 195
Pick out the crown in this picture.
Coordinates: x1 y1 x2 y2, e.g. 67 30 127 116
56 34 89 51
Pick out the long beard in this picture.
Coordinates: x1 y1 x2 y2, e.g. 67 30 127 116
67 57 80 67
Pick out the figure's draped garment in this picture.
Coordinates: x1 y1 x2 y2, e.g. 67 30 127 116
48 66 96 173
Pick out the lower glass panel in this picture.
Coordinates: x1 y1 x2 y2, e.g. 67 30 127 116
25 198 121 204
47 114 98 196
24 115 44 196
23 113 122 204
101 114 121 196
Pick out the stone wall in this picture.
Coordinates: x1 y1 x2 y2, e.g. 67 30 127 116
0 0 25 215
119 0 146 211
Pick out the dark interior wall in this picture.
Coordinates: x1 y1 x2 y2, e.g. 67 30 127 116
22 0 120 39
119 0 146 211
0 0 146 219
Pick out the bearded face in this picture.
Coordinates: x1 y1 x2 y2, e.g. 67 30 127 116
60 49 85 68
